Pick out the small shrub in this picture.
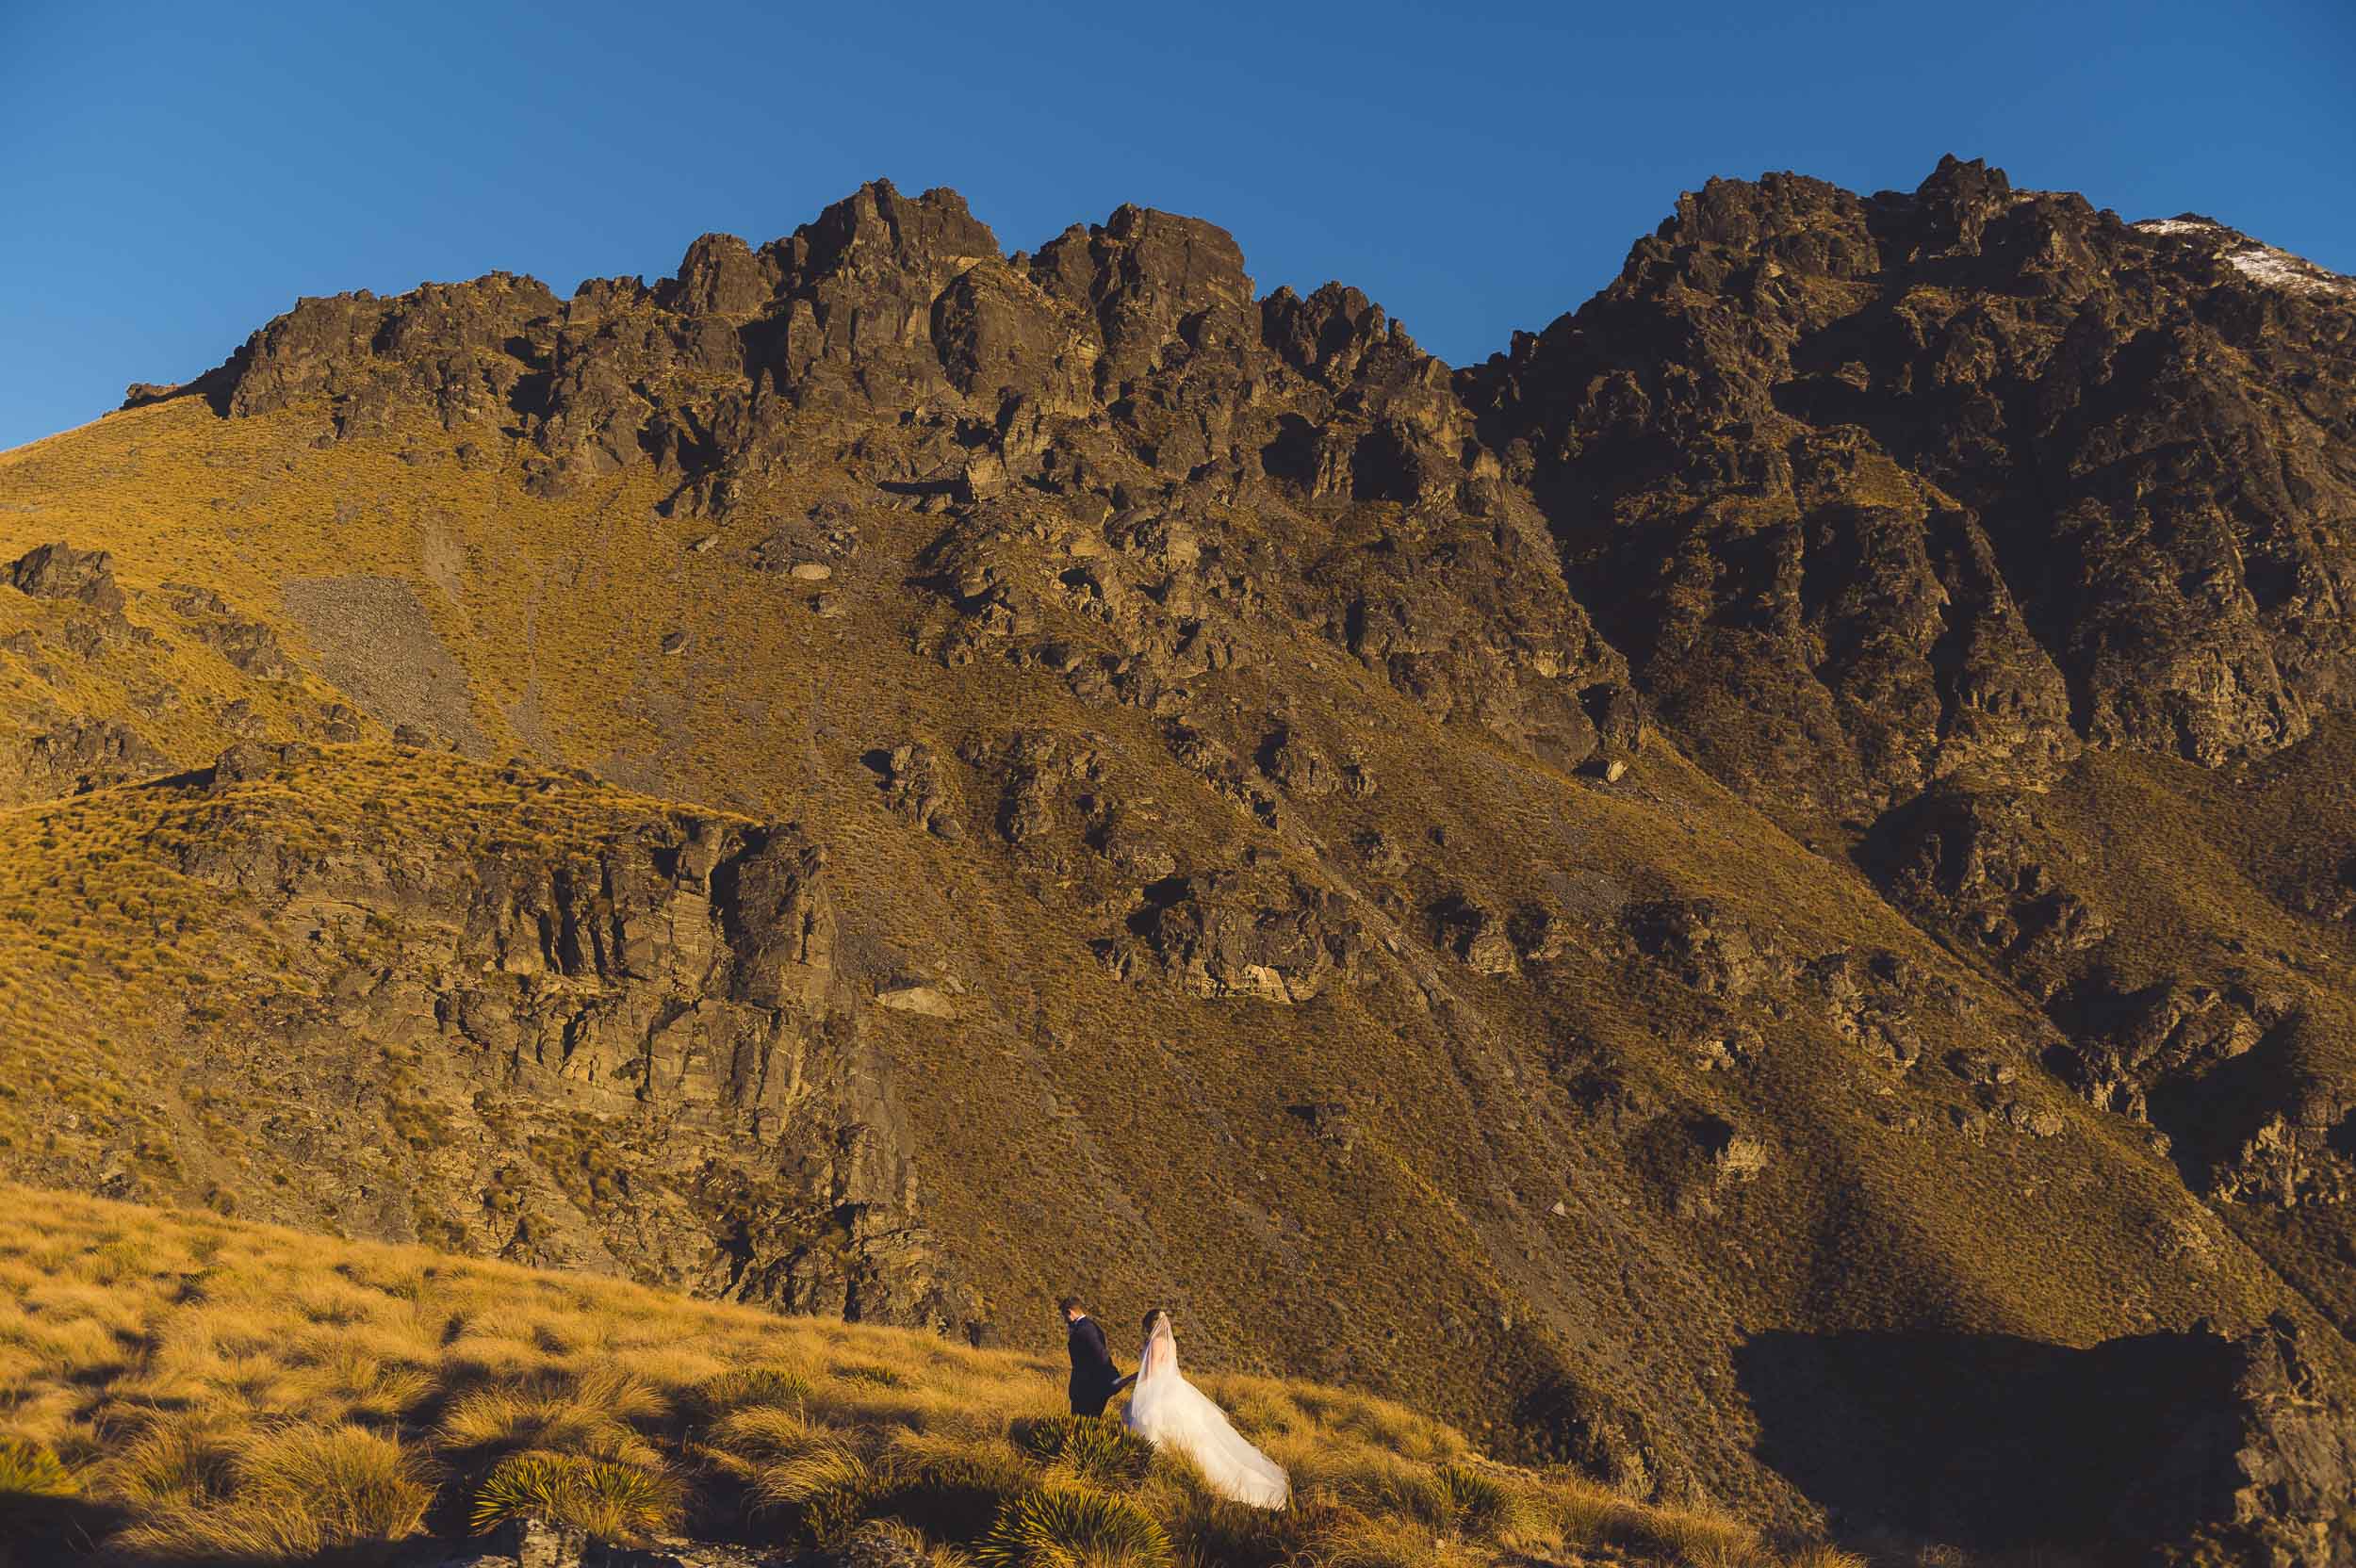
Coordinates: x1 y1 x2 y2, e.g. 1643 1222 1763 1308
975 1481 1173 1568
0 1436 75 1496
470 1449 680 1543
1012 1415 1156 1486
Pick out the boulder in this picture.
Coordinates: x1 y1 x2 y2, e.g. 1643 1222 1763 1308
8 543 125 614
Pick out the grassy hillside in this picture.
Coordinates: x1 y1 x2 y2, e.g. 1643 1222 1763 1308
0 1184 1862 1567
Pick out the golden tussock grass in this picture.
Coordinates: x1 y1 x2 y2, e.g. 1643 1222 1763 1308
0 1183 1868 1565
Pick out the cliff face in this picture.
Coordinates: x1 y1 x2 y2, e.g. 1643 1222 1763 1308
8 158 2356 1561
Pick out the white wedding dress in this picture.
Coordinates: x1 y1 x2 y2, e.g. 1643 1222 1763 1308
1122 1315 1289 1510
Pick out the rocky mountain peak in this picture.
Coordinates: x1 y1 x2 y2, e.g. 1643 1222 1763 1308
787 178 1001 292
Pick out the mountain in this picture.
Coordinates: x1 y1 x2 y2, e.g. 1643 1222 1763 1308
5 157 2356 1563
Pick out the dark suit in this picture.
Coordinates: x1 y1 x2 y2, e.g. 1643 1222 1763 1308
1066 1313 1122 1416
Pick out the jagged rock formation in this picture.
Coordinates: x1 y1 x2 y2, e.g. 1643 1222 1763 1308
7 157 2356 1561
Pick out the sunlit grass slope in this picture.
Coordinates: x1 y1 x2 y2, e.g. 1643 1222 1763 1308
0 1185 1866 1566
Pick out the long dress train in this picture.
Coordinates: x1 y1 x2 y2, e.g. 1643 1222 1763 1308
1121 1316 1289 1510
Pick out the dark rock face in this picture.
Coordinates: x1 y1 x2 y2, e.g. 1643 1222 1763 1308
223 273 561 437
194 160 2356 809
1 717 170 801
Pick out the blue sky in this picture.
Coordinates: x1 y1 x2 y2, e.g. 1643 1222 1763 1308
2 0 2348 450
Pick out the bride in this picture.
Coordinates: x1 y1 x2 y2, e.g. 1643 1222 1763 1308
1121 1308 1290 1510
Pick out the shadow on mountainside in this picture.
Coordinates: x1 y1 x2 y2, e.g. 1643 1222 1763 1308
1734 1327 2246 1558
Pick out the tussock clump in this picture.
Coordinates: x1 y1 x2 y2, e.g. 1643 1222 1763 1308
1012 1414 1156 1486
434 1364 664 1467
469 1448 680 1543
772 1455 886 1548
112 1422 430 1560
688 1364 812 1420
0 1435 75 1496
1314 1516 1481 1568
831 1360 908 1388
1373 1462 1530 1541
700 1403 844 1478
1530 1467 1642 1544
976 1480 1173 1568
749 1441 870 1511
844 1436 1029 1547
1619 1499 1770 1565
1782 1547 1870 1568
1158 1485 1335 1568
103 1419 241 1518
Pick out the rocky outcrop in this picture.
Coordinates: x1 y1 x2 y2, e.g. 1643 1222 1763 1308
1867 790 2111 990
125 753 978 1336
198 181 1625 773
1104 869 1367 1003
174 164 2356 799
0 716 169 802
8 542 126 613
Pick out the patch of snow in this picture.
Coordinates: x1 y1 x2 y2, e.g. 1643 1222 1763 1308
2225 243 2353 298
2132 218 2353 299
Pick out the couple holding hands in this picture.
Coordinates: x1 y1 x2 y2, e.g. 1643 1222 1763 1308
1059 1296 1289 1511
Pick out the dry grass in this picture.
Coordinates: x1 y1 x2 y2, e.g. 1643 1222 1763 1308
0 1183 1868 1564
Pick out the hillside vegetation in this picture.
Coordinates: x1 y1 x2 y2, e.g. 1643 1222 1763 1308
0 1185 1859 1567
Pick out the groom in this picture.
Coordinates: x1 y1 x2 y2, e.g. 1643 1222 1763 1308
1060 1295 1129 1417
